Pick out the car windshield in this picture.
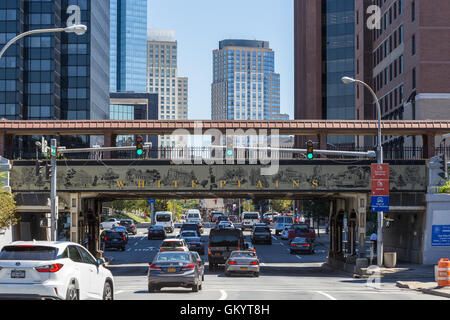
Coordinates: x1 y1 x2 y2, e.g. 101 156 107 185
156 252 190 262
254 227 270 233
293 225 309 232
105 231 123 239
278 217 293 224
120 220 132 226
181 231 197 237
209 235 239 247
161 241 184 248
230 251 256 258
0 246 58 261
156 214 171 222
187 214 200 219
243 213 259 219
294 237 308 243
182 224 198 230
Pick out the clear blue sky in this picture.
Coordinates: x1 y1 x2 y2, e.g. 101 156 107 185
148 0 294 120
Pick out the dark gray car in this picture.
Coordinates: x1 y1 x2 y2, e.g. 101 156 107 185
148 251 203 292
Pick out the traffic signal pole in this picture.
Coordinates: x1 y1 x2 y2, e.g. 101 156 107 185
50 138 57 241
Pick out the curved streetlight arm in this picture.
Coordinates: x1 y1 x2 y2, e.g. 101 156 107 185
0 28 65 61
0 25 87 62
346 78 383 164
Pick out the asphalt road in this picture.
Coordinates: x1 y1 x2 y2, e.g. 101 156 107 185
103 223 445 300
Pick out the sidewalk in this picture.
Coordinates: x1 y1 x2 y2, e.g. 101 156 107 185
396 281 450 299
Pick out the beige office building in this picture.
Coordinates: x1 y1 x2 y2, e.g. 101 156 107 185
147 30 189 147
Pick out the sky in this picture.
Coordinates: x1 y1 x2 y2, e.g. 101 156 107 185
147 0 294 120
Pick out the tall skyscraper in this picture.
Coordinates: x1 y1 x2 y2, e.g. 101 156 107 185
110 0 147 93
356 0 450 151
147 30 189 146
294 0 355 147
211 39 288 121
0 0 110 158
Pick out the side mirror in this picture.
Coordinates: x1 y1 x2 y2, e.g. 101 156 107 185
97 258 106 266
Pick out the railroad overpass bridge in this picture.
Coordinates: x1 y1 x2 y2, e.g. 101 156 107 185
1 119 450 159
10 158 428 263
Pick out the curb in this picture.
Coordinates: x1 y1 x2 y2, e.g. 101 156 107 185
421 288 450 299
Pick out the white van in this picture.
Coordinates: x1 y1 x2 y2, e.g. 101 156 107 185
275 216 294 235
241 212 260 230
154 211 174 233
185 209 202 225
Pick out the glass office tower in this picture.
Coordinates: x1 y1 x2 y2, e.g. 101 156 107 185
0 0 110 158
322 0 355 147
211 40 288 121
110 0 147 93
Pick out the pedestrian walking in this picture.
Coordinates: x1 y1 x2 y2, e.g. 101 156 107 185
370 232 377 253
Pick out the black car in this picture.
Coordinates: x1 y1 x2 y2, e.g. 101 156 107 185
180 223 202 236
290 237 314 254
120 219 137 235
208 228 245 270
180 232 205 254
251 225 272 244
101 230 127 251
148 225 166 240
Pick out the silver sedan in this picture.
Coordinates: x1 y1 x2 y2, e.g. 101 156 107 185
224 251 260 277
148 251 203 292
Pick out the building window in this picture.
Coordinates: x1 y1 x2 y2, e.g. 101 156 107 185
412 68 416 89
412 34 416 55
412 1 415 22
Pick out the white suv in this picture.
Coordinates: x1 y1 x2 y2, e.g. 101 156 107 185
0 241 114 300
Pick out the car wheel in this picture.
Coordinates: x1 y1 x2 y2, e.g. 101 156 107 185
209 264 214 271
148 284 155 293
121 246 126 251
66 283 79 300
192 283 199 292
254 272 259 277
202 274 205 281
290 251 294 255
225 271 230 277
103 281 113 300
199 283 203 291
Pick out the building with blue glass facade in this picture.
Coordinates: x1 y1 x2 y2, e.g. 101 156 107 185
110 0 147 93
295 0 355 148
211 39 288 121
0 0 110 158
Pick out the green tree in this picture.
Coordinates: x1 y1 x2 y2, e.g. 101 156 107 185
271 199 293 213
0 191 18 229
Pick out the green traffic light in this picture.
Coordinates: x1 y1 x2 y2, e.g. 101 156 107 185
137 149 143 155
227 150 233 156
307 153 314 159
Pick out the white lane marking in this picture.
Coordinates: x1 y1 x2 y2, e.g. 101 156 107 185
296 255 302 260
272 235 277 240
219 290 227 300
280 242 284 246
127 248 131 252
316 291 337 300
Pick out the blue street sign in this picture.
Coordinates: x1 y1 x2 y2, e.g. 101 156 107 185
371 195 389 212
148 199 155 204
432 225 450 247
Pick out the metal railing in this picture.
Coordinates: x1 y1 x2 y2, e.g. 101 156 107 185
15 145 441 161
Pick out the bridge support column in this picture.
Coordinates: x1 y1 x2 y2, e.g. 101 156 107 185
422 133 436 159
69 193 81 243
357 194 368 258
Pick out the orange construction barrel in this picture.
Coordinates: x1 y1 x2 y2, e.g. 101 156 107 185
437 259 450 287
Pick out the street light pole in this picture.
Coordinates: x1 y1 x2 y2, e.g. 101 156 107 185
342 76 384 267
0 25 87 61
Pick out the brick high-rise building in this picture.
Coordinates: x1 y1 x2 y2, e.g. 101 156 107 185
356 0 450 151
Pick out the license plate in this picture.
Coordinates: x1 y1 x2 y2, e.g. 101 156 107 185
240 267 247 271
11 270 25 279
214 253 221 256
167 268 176 272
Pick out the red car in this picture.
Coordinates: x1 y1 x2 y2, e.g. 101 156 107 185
288 224 315 243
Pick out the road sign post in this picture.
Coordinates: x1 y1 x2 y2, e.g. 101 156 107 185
371 164 389 266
